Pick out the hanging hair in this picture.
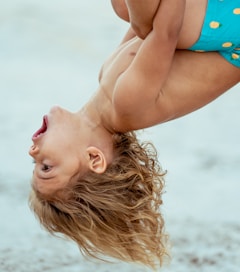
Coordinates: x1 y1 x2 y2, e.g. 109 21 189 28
29 131 168 269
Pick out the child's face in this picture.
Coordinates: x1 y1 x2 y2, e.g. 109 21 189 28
29 106 86 195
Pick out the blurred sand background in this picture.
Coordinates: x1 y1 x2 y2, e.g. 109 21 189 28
0 1 240 271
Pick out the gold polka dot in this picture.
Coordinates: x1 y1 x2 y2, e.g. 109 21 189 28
222 42 233 48
233 8 240 15
209 21 221 29
231 53 239 60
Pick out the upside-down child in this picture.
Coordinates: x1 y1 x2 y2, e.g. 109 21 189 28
29 0 240 269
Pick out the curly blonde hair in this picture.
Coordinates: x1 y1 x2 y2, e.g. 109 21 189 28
29 131 168 269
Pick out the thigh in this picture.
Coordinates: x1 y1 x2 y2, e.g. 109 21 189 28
162 50 240 120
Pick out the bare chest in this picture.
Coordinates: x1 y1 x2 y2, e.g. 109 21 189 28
99 37 142 96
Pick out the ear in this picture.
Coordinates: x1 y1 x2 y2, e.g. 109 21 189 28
86 147 107 174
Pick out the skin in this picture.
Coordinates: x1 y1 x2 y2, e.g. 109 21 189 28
29 106 114 195
111 0 205 45
111 0 160 39
29 0 240 194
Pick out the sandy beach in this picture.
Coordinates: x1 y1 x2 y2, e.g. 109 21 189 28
1 1 240 271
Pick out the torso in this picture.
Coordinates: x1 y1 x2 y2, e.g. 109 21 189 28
95 0 208 130
100 0 208 86
100 0 207 98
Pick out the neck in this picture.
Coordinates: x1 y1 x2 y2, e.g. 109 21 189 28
76 99 114 164
81 86 116 131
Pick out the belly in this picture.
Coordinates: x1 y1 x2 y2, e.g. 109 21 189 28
100 37 142 86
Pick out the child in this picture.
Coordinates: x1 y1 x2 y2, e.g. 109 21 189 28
29 0 240 269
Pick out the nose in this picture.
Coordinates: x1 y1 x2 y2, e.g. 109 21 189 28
29 145 39 157
49 105 62 115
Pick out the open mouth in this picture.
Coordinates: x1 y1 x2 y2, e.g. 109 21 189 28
32 115 48 140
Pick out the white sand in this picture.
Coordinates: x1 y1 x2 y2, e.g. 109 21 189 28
0 1 239 271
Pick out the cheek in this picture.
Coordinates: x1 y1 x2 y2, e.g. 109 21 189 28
64 159 80 176
31 175 44 194
61 153 84 179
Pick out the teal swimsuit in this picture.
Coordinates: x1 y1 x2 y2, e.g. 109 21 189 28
189 0 240 68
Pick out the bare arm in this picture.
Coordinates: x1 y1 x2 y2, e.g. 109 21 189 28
125 0 160 39
111 0 160 39
112 0 185 130
112 49 240 132
119 27 136 45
